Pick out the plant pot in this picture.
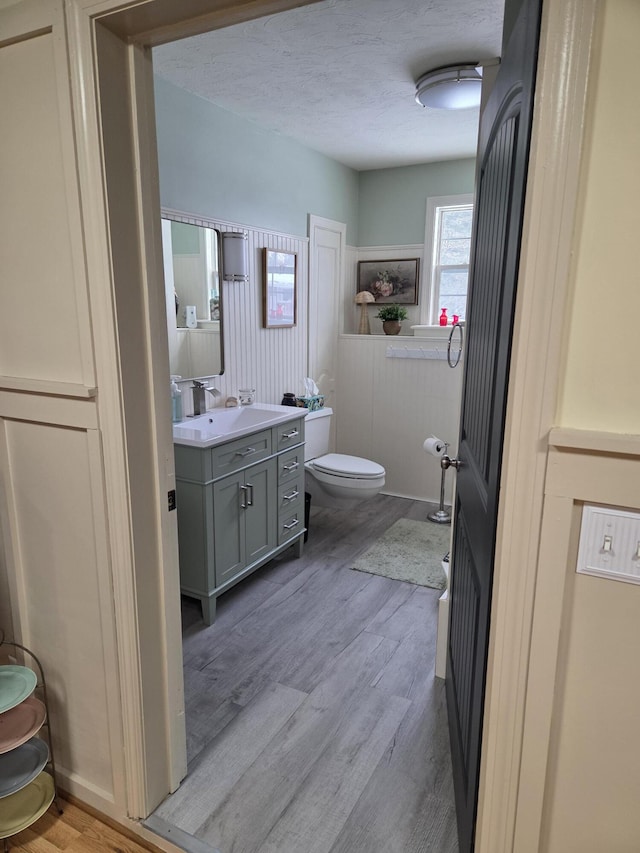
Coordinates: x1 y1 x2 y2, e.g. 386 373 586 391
382 320 402 335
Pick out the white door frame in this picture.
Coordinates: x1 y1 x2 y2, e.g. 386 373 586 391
63 0 596 846
307 214 346 411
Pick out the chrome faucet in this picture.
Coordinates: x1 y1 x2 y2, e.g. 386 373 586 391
191 380 220 416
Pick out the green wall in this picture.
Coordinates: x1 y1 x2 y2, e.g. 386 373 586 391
154 77 360 242
357 160 477 246
154 77 476 248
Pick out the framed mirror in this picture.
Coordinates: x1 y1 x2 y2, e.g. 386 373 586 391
161 213 224 379
262 248 297 328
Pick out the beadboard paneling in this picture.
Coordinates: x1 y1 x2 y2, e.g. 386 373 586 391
336 335 463 502
164 211 308 414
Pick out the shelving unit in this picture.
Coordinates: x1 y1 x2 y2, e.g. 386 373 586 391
0 631 61 851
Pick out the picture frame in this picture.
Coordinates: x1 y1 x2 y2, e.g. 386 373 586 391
357 258 420 304
263 248 297 328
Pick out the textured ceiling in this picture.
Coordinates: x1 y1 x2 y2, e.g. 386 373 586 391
153 0 504 171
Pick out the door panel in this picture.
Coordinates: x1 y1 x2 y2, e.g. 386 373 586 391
213 471 245 586
308 215 345 411
244 458 277 565
446 2 542 850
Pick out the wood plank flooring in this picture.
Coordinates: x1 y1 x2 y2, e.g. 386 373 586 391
151 495 458 853
7 799 162 853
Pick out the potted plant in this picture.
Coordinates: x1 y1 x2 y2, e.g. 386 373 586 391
376 303 408 335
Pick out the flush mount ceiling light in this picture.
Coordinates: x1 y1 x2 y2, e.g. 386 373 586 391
415 64 483 110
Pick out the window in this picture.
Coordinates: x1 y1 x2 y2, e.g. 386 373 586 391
424 195 474 324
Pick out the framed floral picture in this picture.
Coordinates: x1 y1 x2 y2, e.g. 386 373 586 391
357 258 420 304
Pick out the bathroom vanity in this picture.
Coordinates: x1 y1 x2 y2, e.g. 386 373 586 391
173 406 305 624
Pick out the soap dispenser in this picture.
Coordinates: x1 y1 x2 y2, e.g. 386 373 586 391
170 376 183 423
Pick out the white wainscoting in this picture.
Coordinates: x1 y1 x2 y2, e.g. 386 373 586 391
336 334 463 503
166 211 309 415
0 393 125 811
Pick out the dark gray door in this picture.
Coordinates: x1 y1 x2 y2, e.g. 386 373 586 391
445 2 542 850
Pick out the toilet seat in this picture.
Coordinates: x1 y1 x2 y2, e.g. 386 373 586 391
309 453 385 480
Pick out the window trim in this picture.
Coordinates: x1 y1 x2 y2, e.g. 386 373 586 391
423 193 474 325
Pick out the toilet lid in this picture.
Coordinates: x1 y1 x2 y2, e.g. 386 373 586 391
312 453 385 480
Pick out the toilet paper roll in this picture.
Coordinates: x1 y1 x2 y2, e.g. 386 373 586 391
423 436 446 457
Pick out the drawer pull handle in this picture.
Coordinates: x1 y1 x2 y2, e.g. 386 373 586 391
245 483 254 506
283 490 299 502
239 484 248 509
282 461 299 472
283 518 300 530
282 429 299 439
235 447 257 458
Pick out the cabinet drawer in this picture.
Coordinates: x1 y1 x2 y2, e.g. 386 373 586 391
277 478 304 516
278 447 304 484
273 418 304 453
212 429 272 478
278 508 304 545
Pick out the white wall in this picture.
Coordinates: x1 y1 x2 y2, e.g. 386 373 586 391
557 0 640 433
539 3 640 849
336 335 462 503
0 12 125 814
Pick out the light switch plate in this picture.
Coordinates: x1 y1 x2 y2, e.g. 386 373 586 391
577 504 640 585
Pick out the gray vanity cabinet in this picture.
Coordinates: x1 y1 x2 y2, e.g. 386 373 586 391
175 416 305 625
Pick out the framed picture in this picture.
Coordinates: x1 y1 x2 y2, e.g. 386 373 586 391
357 258 420 304
263 249 297 328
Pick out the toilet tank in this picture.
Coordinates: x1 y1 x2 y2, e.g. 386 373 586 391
304 408 333 461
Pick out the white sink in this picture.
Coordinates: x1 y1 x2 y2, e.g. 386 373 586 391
173 403 302 448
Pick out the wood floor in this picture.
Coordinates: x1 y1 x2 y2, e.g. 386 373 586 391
150 495 458 853
6 799 160 853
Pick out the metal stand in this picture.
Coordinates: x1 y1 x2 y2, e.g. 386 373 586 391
428 444 452 524
0 629 63 853
427 445 462 525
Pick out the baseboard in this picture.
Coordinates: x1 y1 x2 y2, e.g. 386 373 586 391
59 790 186 853
435 587 449 679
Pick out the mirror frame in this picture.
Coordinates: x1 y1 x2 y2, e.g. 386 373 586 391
162 208 225 378
262 248 297 329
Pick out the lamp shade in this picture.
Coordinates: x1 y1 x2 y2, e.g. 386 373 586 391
415 64 483 110
221 231 249 282
354 291 375 304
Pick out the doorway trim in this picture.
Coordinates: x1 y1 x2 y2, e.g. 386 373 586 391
308 214 346 411
64 0 598 846
475 2 597 850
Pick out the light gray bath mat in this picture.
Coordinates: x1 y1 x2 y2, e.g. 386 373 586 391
351 518 449 590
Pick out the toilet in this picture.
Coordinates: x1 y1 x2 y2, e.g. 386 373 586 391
304 408 385 507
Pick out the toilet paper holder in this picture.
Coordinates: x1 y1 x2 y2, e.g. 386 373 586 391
428 443 462 525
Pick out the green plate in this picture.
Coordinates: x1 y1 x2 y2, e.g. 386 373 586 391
0 666 37 715
0 771 54 838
